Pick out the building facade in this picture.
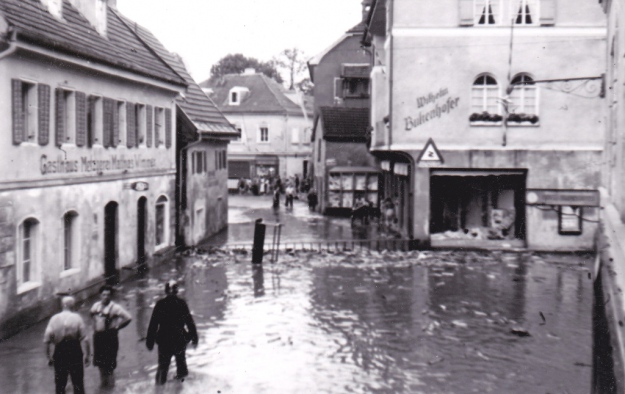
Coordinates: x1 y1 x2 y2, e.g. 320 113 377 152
201 71 313 185
365 0 605 250
0 0 187 338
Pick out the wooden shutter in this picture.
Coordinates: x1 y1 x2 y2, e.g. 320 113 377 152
126 102 136 148
458 0 474 26
165 107 172 148
75 91 87 147
103 97 113 148
540 0 556 26
38 84 51 146
112 101 119 147
146 105 153 147
55 88 65 146
12 79 24 145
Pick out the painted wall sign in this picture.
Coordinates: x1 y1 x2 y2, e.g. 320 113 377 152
526 189 600 207
405 88 460 131
40 154 159 175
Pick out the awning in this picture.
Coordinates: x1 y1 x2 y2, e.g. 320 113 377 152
329 166 379 173
431 170 525 177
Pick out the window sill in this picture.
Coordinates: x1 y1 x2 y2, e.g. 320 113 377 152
60 143 76 149
60 268 81 279
470 121 503 127
17 281 41 295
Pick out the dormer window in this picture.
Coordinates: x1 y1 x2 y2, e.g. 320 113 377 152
229 87 249 106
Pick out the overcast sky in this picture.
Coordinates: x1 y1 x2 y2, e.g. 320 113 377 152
117 0 364 83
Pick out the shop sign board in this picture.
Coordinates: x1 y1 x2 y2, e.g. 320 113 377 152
381 161 391 171
417 138 444 168
525 189 600 207
394 163 409 176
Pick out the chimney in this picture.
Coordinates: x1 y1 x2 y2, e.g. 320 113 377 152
40 0 63 18
243 68 256 75
361 0 373 23
68 0 108 36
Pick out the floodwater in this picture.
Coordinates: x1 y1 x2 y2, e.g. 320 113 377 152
0 249 593 393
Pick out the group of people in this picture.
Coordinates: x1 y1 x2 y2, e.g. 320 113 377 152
239 175 312 196
44 280 198 393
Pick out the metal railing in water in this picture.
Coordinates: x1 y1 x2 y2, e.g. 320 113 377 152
217 238 420 255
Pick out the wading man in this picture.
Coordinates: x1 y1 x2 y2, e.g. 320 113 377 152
44 296 90 394
146 280 198 385
90 285 132 388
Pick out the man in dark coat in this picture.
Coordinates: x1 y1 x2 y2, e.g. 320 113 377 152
146 280 198 385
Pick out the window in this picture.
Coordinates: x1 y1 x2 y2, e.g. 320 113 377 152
231 92 238 104
509 74 537 115
215 150 226 170
228 87 249 105
17 218 39 292
21 82 37 142
342 78 370 98
192 151 207 174
87 96 103 147
117 101 126 147
513 0 538 25
154 107 164 147
291 127 300 144
558 206 583 235
155 196 169 247
12 80 51 146
475 0 500 25
233 124 244 143
63 211 79 271
56 89 76 145
471 75 500 114
136 104 146 146
259 127 269 142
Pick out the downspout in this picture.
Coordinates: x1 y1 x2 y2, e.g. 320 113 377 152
388 0 394 150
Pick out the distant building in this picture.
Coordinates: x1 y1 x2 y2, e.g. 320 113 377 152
200 70 313 186
365 0 605 250
0 0 189 339
127 21 239 247
308 0 378 215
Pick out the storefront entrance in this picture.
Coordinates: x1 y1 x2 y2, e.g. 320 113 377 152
104 201 119 284
430 170 526 245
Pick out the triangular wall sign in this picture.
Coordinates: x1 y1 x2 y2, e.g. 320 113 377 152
417 138 444 163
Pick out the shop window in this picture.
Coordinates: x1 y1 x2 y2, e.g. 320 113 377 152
17 218 39 293
513 0 538 25
327 172 379 209
470 75 501 122
475 0 500 25
558 206 582 235
509 74 538 123
259 126 269 142
155 196 169 247
63 211 79 271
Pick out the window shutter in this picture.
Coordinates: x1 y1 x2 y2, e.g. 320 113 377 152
112 101 119 147
75 91 87 147
103 97 113 148
540 0 556 26
126 102 136 148
458 0 474 26
55 88 65 146
334 78 343 99
165 107 172 148
146 105 153 147
38 84 51 146
12 79 24 145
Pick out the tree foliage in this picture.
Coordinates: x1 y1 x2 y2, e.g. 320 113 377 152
273 48 308 91
209 53 283 84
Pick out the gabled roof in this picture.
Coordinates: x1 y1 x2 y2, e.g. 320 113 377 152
118 12 237 138
320 107 370 141
0 0 185 86
201 73 307 117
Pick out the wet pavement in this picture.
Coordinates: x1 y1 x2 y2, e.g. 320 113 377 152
0 248 593 394
204 194 383 247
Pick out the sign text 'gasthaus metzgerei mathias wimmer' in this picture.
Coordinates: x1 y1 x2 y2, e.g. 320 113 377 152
40 154 158 175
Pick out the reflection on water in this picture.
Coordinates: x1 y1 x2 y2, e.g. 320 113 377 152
0 250 593 394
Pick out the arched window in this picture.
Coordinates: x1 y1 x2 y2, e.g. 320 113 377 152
471 75 500 114
63 211 79 271
475 0 500 25
509 74 537 115
155 196 169 247
17 218 39 292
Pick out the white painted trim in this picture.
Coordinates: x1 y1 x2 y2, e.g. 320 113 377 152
17 281 41 295
59 268 81 278
308 34 356 66
392 27 606 38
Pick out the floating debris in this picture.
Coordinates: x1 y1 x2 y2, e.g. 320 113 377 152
510 327 531 337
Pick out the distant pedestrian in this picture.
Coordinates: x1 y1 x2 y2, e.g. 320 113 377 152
285 184 295 208
295 175 300 193
44 296 90 394
90 285 132 388
273 188 281 209
146 280 198 385
307 189 318 212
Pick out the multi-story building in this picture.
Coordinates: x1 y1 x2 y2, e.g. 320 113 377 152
308 1 379 214
201 70 313 185
0 0 189 338
365 0 605 250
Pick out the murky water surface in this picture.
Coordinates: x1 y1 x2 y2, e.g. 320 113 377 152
0 250 592 393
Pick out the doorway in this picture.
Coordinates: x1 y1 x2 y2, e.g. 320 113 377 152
104 201 119 284
137 197 147 269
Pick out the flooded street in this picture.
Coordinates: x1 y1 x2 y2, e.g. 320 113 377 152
0 248 593 393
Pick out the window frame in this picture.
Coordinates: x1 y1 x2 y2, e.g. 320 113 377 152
21 81 38 143
258 126 270 143
509 73 539 117
61 89 77 145
512 0 539 26
474 0 501 26
155 195 169 249
136 103 146 146
116 100 126 147
17 218 40 293
471 74 501 116
62 211 80 273
154 107 164 148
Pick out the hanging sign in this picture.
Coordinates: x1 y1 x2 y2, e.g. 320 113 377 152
526 189 599 207
394 163 409 176
381 161 391 171
417 138 444 167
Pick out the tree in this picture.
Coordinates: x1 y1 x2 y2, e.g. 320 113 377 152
273 48 308 91
209 53 283 84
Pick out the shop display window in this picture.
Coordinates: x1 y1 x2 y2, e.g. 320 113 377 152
327 172 379 208
558 206 582 235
